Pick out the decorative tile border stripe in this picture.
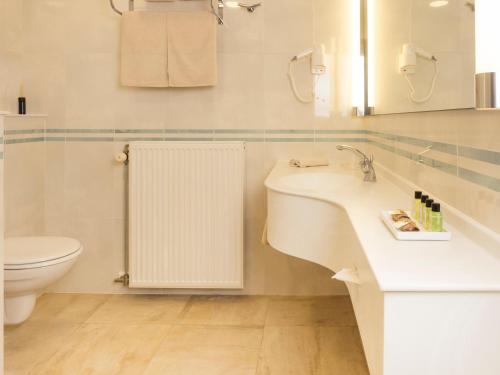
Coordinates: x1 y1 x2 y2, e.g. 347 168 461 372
5 137 45 144
367 130 500 167
458 167 500 192
2 127 499 192
5 129 45 135
369 140 500 193
3 129 370 144
369 131 457 155
458 145 500 165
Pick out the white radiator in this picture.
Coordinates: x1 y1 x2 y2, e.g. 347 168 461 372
128 142 245 288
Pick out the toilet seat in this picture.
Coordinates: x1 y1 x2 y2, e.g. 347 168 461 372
5 237 83 270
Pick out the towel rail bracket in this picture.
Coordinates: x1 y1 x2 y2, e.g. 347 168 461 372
109 0 224 25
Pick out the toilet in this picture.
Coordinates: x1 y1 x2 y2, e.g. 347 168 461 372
4 236 83 325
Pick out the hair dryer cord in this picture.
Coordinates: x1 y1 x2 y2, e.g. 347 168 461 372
404 59 438 103
287 60 315 104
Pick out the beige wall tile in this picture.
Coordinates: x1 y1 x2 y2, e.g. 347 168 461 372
4 142 45 236
44 141 65 219
49 217 126 293
63 142 114 220
262 0 313 55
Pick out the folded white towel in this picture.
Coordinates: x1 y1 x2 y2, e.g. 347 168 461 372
167 11 217 87
289 158 329 168
121 11 169 87
120 11 217 88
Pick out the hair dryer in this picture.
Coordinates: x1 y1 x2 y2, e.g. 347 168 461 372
399 43 439 103
399 43 437 74
288 44 326 103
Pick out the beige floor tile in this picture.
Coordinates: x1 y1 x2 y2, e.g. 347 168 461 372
265 296 357 327
5 321 79 375
27 324 170 375
143 325 263 375
177 296 269 327
86 294 189 324
29 293 110 323
256 326 369 375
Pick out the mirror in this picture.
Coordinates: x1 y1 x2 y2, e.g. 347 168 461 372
365 0 476 115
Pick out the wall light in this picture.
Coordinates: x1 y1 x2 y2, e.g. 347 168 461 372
367 0 374 111
352 0 373 116
475 0 500 109
352 0 364 116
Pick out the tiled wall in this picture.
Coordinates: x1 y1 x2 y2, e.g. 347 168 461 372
365 109 500 234
0 0 365 295
3 116 46 236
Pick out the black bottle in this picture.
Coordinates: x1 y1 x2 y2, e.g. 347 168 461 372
18 85 26 115
18 97 26 115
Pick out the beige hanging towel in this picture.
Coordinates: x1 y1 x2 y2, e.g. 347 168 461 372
120 11 169 87
167 11 218 87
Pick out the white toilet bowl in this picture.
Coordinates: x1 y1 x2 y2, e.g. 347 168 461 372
4 237 83 325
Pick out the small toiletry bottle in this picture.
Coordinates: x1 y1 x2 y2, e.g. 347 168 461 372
413 191 422 221
18 84 26 115
420 194 429 224
424 198 434 231
431 203 443 232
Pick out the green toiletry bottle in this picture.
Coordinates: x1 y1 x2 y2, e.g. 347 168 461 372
424 198 434 231
414 191 422 221
431 203 443 232
420 194 428 224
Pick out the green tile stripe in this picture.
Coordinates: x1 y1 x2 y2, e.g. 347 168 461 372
5 129 45 135
367 130 500 167
1 126 499 192
369 140 500 192
368 131 457 154
66 137 115 142
266 129 315 134
5 137 45 144
316 138 368 143
458 167 500 192
458 145 500 165
3 127 499 166
3 128 370 144
315 129 367 134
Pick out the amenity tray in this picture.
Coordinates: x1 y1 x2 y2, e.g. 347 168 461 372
381 210 451 241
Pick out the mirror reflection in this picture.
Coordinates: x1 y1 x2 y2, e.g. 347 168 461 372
369 0 475 114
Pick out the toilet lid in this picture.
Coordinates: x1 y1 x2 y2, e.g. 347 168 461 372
5 237 82 266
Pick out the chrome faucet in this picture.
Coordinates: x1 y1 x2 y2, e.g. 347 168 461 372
336 145 377 182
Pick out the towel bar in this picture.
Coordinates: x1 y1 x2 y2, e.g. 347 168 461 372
109 0 224 24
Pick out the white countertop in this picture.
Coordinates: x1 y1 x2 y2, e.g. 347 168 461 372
265 161 500 292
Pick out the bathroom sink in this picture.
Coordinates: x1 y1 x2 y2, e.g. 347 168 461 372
278 172 358 191
265 163 362 274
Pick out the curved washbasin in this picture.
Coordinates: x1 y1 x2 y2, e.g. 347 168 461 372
278 172 358 191
265 165 364 274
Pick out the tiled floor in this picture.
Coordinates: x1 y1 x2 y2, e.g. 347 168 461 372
5 294 369 375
